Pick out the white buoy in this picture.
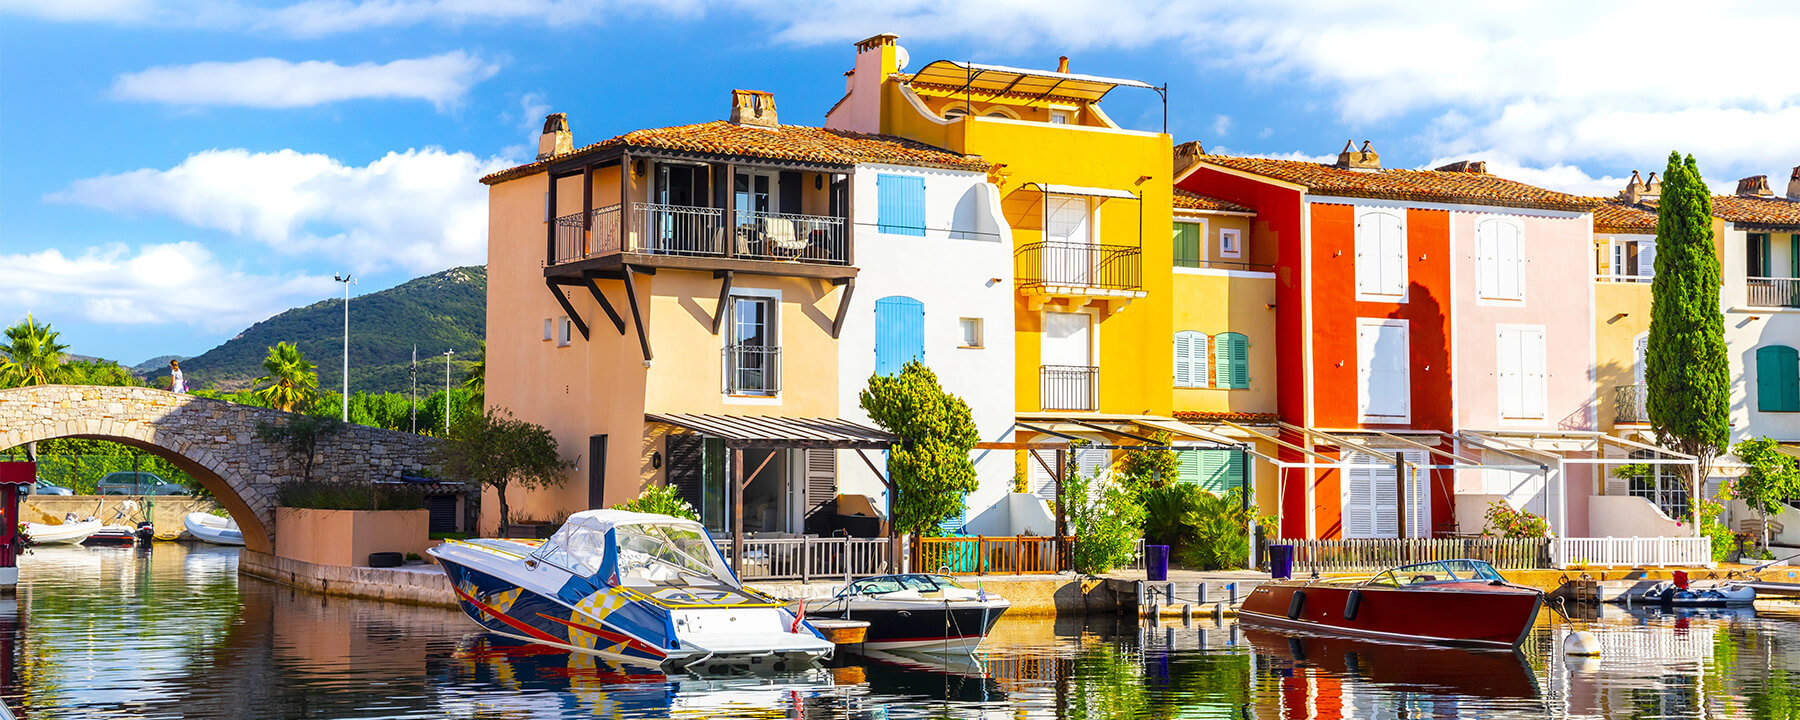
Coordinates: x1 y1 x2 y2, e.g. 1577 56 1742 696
1562 630 1602 657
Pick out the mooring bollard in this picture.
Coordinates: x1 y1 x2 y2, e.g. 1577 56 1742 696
1197 583 1209 605
1228 582 1238 604
1136 580 1146 617
1165 582 1175 606
1182 603 1193 622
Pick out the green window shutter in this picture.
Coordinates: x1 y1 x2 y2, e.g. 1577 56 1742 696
1196 450 1229 494
1176 449 1202 485
1791 234 1798 278
1213 332 1249 389
1173 223 1200 268
1757 345 1800 412
1223 449 1246 493
1759 234 1772 277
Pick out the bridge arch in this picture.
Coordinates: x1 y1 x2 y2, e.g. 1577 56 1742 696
0 385 440 555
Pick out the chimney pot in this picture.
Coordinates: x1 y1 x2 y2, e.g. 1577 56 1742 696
1738 175 1774 198
1057 56 1069 73
1788 166 1800 201
1173 140 1206 176
536 112 572 161
730 89 779 128
1336 139 1381 171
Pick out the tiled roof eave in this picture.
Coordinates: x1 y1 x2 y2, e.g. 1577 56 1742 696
1303 188 1599 214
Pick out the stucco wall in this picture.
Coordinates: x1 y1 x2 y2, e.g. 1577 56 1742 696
1588 495 1689 538
1593 271 1653 430
274 507 430 567
1170 271 1277 415
1722 225 1800 444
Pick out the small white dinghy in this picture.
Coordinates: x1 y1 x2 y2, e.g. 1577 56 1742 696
184 512 245 546
24 518 104 545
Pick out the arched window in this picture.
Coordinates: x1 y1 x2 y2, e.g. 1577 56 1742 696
1173 331 1209 388
941 104 970 119
1757 345 1800 412
1214 332 1250 389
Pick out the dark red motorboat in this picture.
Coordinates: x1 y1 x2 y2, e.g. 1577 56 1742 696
1239 559 1543 649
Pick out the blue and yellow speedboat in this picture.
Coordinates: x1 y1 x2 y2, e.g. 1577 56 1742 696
428 510 833 673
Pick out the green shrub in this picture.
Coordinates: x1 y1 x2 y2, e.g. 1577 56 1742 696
612 484 698 521
276 479 424 511
1180 487 1255 571
1140 483 1202 549
1068 467 1145 574
1481 500 1551 538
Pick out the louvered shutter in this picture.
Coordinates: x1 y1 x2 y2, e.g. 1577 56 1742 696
665 434 705 514
1370 454 1400 538
1401 450 1428 538
1176 449 1202 485
1196 450 1228 495
1173 223 1200 268
1077 447 1110 482
803 448 838 535
1757 345 1800 412
877 174 926 237
1029 447 1059 501
1793 235 1799 279
1215 333 1249 389
1343 454 1377 539
874 296 925 375
1173 333 1193 387
1639 241 1657 279
1223 449 1246 493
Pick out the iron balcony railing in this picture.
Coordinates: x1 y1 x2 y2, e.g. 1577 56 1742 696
724 345 781 396
1015 241 1143 291
1614 384 1649 424
1747 276 1800 308
1040 364 1098 411
550 203 848 266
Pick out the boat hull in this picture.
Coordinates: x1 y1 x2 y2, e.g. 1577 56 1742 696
1240 581 1542 649
809 602 1008 653
1243 627 1539 699
183 512 245 546
24 520 102 545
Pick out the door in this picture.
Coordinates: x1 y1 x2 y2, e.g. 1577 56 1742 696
785 450 806 533
735 170 775 225
1044 195 1092 283
587 435 607 509
655 164 707 252
1043 312 1093 410
1357 320 1410 421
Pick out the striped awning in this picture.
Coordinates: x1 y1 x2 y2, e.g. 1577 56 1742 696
645 413 897 449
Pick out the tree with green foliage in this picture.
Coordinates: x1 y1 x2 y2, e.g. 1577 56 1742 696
613 484 699 521
1116 431 1179 494
63 358 141 387
0 314 70 388
1066 459 1146 574
1729 437 1800 552
858 361 980 537
1647 151 1731 532
464 341 485 403
255 414 345 482
253 342 319 412
435 407 574 535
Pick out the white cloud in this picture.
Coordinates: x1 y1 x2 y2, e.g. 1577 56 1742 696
0 242 336 331
47 147 511 274
110 51 499 109
0 0 159 22
1210 114 1231 137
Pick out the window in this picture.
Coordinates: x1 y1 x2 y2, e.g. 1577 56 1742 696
1354 209 1407 299
1049 109 1073 124
1476 217 1525 300
1357 319 1410 422
958 317 983 348
1609 239 1656 281
1626 450 1690 521
1757 345 1800 412
726 297 778 395
1173 331 1209 388
1342 449 1428 539
543 318 553 342
1173 222 1202 268
942 105 969 119
1496 327 1547 420
1218 228 1242 259
1749 233 1771 277
1177 449 1246 495
876 174 926 236
557 317 572 347
1213 332 1250 389
1046 195 1091 244
874 296 925 374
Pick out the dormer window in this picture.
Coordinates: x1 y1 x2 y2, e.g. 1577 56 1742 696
1049 109 1073 125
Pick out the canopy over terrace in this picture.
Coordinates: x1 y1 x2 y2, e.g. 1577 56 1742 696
901 59 1170 132
644 413 898 574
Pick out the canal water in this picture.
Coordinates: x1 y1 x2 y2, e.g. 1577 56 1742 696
6 543 1799 719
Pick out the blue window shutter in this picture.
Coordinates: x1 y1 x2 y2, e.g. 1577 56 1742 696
874 296 926 375
877 174 926 237
1758 345 1800 412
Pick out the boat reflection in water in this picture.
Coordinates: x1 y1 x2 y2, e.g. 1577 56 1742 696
832 647 1007 704
1243 626 1540 701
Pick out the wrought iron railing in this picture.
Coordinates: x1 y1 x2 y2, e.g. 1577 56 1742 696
1040 365 1097 411
723 345 781 396
1614 384 1649 424
549 203 850 266
1747 276 1800 308
1015 241 1143 291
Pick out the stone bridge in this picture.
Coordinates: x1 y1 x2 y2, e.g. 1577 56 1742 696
0 385 441 553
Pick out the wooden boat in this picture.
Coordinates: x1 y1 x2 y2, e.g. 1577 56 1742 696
1239 559 1543 649
1243 626 1539 700
183 512 245 546
806 574 1010 654
23 518 103 545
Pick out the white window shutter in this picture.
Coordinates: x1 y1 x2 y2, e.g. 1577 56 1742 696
1355 216 1378 295
1380 213 1407 296
1195 334 1210 387
1521 329 1546 419
1344 455 1376 539
1173 333 1192 387
1498 221 1524 299
1639 240 1657 279
1403 450 1428 538
1360 322 1410 419
1497 329 1521 418
1030 448 1058 501
1476 220 1497 298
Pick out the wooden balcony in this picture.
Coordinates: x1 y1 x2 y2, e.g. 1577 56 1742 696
548 202 853 281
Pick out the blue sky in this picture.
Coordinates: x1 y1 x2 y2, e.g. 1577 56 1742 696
3 1 1796 366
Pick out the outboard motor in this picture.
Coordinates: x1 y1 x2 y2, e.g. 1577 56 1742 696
135 522 155 543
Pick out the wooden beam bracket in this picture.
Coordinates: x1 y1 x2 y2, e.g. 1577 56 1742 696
545 279 590 341
711 270 735 335
580 271 627 335
830 277 856 340
621 264 653 361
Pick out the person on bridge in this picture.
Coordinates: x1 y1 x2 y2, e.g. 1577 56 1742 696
169 359 186 393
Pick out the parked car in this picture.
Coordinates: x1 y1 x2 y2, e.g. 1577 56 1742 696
25 479 73 496
95 471 191 496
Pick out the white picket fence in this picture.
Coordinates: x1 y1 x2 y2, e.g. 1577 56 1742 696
1551 536 1714 569
714 537 893 581
1274 537 1550 573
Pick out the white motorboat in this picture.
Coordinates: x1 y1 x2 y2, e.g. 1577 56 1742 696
184 512 245 546
428 509 834 673
807 574 1011 654
1638 580 1757 607
23 518 103 545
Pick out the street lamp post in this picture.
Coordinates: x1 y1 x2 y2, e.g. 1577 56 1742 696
410 345 418 434
333 273 356 422
443 348 455 434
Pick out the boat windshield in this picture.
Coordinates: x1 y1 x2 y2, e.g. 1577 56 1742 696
1367 559 1505 587
614 523 736 589
848 574 967 596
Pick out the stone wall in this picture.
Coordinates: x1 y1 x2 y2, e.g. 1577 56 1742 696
22 495 218 538
0 385 441 553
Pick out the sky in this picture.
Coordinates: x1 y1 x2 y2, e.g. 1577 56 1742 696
2 0 1796 366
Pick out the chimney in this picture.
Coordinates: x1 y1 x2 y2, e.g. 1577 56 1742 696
730 89 779 128
1738 175 1774 197
1789 166 1800 201
1056 56 1070 73
826 34 900 133
1173 140 1205 177
1642 172 1661 203
1335 140 1381 171
1433 160 1487 174
536 113 571 161
1619 170 1644 203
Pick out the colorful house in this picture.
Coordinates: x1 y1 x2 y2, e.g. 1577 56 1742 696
479 95 1006 542
1176 146 1616 539
1718 170 1800 447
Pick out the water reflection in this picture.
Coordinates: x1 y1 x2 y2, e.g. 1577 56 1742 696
8 545 1800 719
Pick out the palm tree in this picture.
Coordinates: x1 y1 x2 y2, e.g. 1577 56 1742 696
253 342 319 412
0 314 70 388
462 341 485 398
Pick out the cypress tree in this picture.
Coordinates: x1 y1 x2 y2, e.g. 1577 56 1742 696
1645 151 1730 531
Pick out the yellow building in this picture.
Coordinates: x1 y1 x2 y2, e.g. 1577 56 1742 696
1591 174 1661 433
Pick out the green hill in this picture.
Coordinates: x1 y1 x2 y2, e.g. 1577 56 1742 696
153 266 486 394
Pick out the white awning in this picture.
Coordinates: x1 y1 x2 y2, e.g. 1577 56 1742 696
1023 182 1139 200
906 60 1154 103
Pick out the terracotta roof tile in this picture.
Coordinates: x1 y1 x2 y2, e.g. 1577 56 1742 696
1194 155 1600 213
1714 194 1800 228
1172 411 1281 424
482 121 986 185
1173 188 1253 214
1594 199 1658 233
